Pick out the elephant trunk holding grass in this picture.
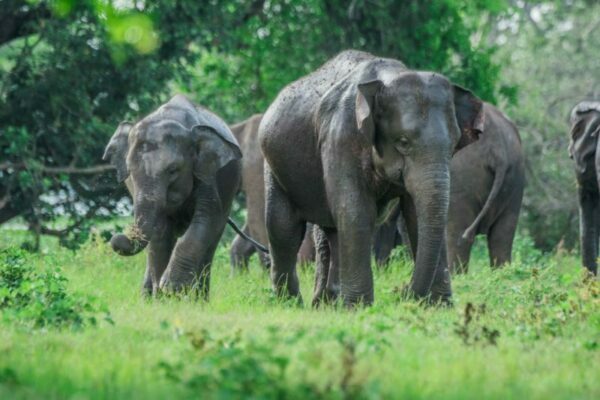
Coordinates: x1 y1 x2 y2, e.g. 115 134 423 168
228 114 315 271
569 101 600 275
447 103 525 273
259 50 484 307
103 95 242 297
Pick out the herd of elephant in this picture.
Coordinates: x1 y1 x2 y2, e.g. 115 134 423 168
103 50 598 308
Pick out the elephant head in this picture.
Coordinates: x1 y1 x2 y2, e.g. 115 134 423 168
355 73 484 297
568 102 600 176
103 116 242 256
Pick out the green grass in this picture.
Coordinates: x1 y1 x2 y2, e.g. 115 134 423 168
0 229 598 399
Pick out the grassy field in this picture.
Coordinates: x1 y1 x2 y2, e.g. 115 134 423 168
0 229 598 399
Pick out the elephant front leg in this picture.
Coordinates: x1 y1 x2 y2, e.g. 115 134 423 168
159 183 227 298
330 191 376 306
141 219 174 297
159 215 224 299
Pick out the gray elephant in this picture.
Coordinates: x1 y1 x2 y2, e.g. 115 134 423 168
447 103 525 273
568 101 600 275
229 114 315 270
103 95 242 297
259 50 484 306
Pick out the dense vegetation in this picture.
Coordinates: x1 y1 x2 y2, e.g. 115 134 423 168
0 230 598 399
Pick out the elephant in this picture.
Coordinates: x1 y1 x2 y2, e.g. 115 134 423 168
259 50 484 307
568 101 600 275
446 103 525 273
103 94 242 297
228 114 315 271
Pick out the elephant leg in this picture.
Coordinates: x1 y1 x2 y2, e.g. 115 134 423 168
141 267 153 297
326 182 376 306
297 224 316 267
265 169 304 300
230 223 256 272
487 210 519 268
448 237 473 274
373 217 399 268
578 187 599 275
146 220 175 295
312 227 340 306
159 186 228 298
312 225 330 306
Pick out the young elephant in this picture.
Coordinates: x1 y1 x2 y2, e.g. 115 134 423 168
568 101 600 275
229 114 314 270
103 95 242 297
447 103 525 273
259 50 484 306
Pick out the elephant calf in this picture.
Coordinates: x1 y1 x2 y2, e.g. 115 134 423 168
103 95 242 297
447 103 525 273
569 101 600 275
229 114 315 271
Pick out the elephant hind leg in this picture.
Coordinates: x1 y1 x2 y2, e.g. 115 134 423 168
312 227 339 307
487 210 519 268
230 223 256 272
448 236 474 274
265 169 304 301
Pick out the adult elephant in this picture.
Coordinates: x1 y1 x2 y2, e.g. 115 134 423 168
103 95 242 297
568 101 600 275
447 103 525 273
259 50 484 306
228 114 315 270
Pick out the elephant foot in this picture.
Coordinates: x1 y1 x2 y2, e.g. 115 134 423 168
311 286 340 308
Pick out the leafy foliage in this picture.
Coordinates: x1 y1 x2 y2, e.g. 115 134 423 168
0 247 112 329
0 0 508 249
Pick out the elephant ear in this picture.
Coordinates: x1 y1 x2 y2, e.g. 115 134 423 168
356 80 384 141
568 113 600 173
453 85 485 152
192 124 242 183
103 121 133 183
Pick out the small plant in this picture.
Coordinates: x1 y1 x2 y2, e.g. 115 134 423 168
158 327 377 400
0 248 113 330
454 303 500 346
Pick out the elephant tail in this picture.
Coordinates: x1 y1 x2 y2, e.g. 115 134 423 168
461 167 506 242
227 218 270 254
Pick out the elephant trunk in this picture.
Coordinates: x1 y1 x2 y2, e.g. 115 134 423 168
110 187 163 256
406 163 450 298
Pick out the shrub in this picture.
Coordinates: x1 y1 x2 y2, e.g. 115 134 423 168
0 248 112 330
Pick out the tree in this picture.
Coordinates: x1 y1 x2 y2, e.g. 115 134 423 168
0 0 508 249
491 0 600 250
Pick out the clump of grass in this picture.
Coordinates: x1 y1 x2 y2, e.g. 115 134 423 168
0 248 113 330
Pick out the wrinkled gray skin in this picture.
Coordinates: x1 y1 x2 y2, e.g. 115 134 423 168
259 51 484 306
447 103 525 273
103 95 242 297
228 114 315 270
568 101 600 275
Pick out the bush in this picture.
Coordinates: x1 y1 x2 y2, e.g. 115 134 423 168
0 248 112 330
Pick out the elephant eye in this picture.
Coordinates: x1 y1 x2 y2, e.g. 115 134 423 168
167 165 180 176
395 137 410 152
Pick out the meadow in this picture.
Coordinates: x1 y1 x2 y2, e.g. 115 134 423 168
0 229 598 400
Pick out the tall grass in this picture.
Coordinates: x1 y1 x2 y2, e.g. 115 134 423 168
0 230 598 399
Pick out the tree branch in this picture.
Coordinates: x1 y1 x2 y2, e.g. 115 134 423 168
0 162 114 175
